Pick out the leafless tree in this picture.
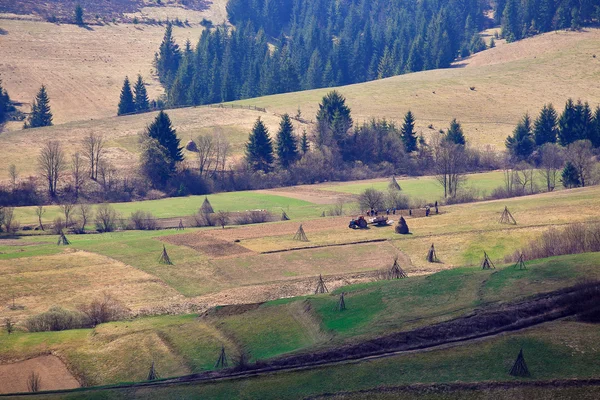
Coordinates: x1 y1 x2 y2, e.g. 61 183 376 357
358 188 385 211
71 152 87 199
566 140 595 187
8 164 17 189
78 293 129 326
514 161 534 194
212 133 230 176
432 135 466 198
60 202 76 228
82 133 105 180
197 133 230 178
98 160 118 192
196 134 214 177
215 210 229 229
95 203 118 232
35 205 45 231
37 141 67 197
27 371 41 392
77 203 92 233
539 143 564 192
2 207 18 233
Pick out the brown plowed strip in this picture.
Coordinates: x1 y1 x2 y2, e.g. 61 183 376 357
161 232 253 258
0 355 80 394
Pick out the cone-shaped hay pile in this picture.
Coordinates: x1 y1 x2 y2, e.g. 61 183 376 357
426 243 438 262
389 175 401 191
57 232 70 246
293 224 308 241
201 197 214 214
395 216 410 234
481 251 495 270
147 361 159 381
281 210 290 221
176 219 185 230
214 346 228 369
388 256 408 279
509 349 530 377
321 211 326 217
336 292 346 311
514 253 527 270
159 245 173 265
315 274 328 294
185 140 198 152
499 206 517 225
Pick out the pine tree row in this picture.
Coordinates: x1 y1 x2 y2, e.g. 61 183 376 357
117 75 151 116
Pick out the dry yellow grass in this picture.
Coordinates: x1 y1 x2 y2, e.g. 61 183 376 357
0 250 185 322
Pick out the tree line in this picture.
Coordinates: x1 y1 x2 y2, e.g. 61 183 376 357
156 0 489 107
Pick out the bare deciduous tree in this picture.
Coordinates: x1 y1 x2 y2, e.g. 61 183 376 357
196 134 214 177
2 207 18 233
215 210 229 229
95 203 118 232
60 202 75 228
38 141 67 197
35 206 45 231
539 143 564 192
196 133 230 178
8 164 17 189
358 188 385 211
71 152 87 199
78 293 129 326
77 203 92 233
82 133 105 181
98 160 118 192
566 140 595 187
432 135 466 198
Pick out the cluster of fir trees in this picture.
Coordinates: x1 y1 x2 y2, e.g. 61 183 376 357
0 80 15 125
24 85 53 129
497 0 600 42
506 99 600 160
117 75 151 116
158 0 487 107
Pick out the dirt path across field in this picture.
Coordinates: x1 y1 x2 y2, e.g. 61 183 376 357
0 355 80 394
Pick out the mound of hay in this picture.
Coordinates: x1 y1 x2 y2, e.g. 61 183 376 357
185 140 198 152
395 216 409 234
201 197 214 214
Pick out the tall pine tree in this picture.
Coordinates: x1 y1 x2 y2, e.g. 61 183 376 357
533 104 558 146
401 111 418 153
24 85 53 129
300 129 309 154
446 118 466 145
0 80 13 124
134 75 150 113
558 98 578 146
155 23 182 90
506 113 535 160
118 76 135 116
145 111 184 170
245 117 274 172
276 114 299 168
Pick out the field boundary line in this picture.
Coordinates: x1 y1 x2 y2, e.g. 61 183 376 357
260 238 388 254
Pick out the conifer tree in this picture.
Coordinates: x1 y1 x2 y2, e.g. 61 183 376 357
506 114 535 160
533 104 558 146
24 85 53 129
245 117 274 172
377 47 394 79
74 3 84 25
117 77 135 116
300 129 309 154
502 0 521 42
0 80 12 124
145 111 184 169
134 75 150 113
401 111 418 153
316 91 353 146
155 23 182 89
561 161 580 188
590 106 600 148
276 114 299 168
558 99 577 145
446 118 466 145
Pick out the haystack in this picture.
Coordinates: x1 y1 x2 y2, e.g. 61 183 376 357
176 219 185 230
499 206 517 225
481 251 495 270
509 349 530 377
281 210 290 221
514 253 527 270
426 243 438 263
185 140 198 152
321 211 326 217
336 292 346 311
159 245 173 265
389 175 401 191
147 361 159 381
214 346 228 369
57 232 70 246
293 224 308 241
315 274 328 294
201 197 214 214
395 216 409 234
388 256 408 279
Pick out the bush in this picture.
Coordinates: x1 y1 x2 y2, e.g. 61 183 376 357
129 210 158 230
358 188 386 211
78 293 130 326
146 189 167 200
193 211 215 227
444 188 480 205
235 210 273 225
386 190 410 210
52 216 65 234
326 200 345 216
25 307 90 332
95 204 118 232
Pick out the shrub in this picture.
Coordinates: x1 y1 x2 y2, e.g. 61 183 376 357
444 188 480 205
25 307 90 332
129 210 158 230
358 188 386 211
235 210 273 225
52 216 65 234
78 293 130 326
326 200 345 216
95 204 118 232
193 211 215 227
386 190 410 210
146 189 167 200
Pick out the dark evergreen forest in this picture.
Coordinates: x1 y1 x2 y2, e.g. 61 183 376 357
158 0 489 107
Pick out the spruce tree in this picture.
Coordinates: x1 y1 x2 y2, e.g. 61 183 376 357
0 80 12 124
74 4 84 25
134 75 150 113
24 85 53 129
558 98 577 145
316 91 353 146
561 161 580 188
117 77 135 116
155 23 181 89
245 117 274 172
300 129 309 154
401 111 418 153
145 111 184 170
505 114 535 160
534 104 558 146
276 114 299 168
590 106 600 148
446 118 466 145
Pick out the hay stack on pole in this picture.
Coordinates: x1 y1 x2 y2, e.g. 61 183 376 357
281 210 290 221
176 219 185 230
201 197 214 214
315 274 328 294
389 175 401 191
481 251 495 270
336 292 346 311
57 232 70 245
388 256 408 279
509 349 530 377
147 361 159 381
185 139 198 152
426 243 438 262
159 245 173 265
320 211 326 217
395 216 410 234
499 206 517 225
514 253 527 270
293 224 308 241
214 345 228 369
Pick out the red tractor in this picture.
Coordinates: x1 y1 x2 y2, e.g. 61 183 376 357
349 216 368 229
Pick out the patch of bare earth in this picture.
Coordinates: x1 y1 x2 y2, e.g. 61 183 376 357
0 355 80 394
256 187 356 205
161 232 253 258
